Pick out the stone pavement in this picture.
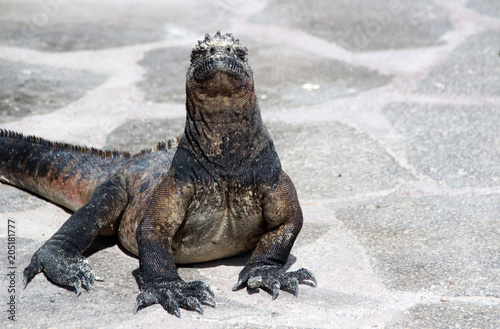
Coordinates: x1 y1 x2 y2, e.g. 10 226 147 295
0 0 499 328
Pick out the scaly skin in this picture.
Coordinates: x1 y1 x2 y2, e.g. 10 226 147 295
0 32 316 317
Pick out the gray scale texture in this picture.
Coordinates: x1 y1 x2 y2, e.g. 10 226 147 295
249 0 453 52
0 59 107 122
415 31 500 97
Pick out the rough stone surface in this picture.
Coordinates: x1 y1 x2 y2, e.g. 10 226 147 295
1 0 499 328
269 121 414 199
467 0 500 18
250 0 453 52
0 59 107 121
416 31 500 97
334 195 500 297
250 42 392 109
137 47 191 104
387 302 500 329
0 1 231 52
383 103 500 189
0 183 47 213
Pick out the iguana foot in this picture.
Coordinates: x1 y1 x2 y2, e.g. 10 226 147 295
233 265 316 300
24 249 96 296
134 280 216 317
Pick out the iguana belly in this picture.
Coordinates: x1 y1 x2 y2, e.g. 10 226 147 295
117 178 267 264
172 187 267 264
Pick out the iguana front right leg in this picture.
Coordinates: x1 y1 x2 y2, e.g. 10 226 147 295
134 175 215 317
233 172 317 299
23 175 128 295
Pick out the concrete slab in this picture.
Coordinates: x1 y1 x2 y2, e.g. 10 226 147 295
250 0 453 52
248 41 392 109
416 31 500 97
138 47 192 105
268 121 414 199
467 0 500 18
383 103 500 189
334 195 500 297
0 59 107 122
387 302 500 329
0 183 47 212
0 0 231 52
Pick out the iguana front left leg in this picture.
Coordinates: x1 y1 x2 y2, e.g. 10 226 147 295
23 175 128 295
134 175 215 317
233 172 316 299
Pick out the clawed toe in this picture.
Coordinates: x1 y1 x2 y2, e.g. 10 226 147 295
235 265 316 300
292 268 317 287
134 280 216 317
23 251 97 296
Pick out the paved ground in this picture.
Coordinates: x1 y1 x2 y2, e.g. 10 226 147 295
1 0 499 328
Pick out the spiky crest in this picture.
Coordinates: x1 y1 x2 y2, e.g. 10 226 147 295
191 31 248 64
0 129 176 159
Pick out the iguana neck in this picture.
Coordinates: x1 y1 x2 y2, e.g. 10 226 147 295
183 87 269 174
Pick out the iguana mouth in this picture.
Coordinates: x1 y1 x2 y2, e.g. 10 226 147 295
193 56 249 82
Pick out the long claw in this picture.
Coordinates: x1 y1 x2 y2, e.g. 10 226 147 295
234 265 316 300
203 293 216 307
133 297 142 314
162 298 181 318
183 296 203 314
80 273 92 292
133 300 141 314
134 291 157 313
283 277 299 297
232 271 249 291
271 281 280 300
23 268 36 289
23 256 41 289
292 279 299 297
293 268 317 287
135 280 216 316
232 279 245 291
187 281 215 298
22 250 98 295
74 278 82 297
195 288 216 307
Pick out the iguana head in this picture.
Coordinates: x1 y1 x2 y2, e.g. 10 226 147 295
186 31 254 97
183 32 266 168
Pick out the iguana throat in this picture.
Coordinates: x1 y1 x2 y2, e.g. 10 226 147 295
183 32 267 172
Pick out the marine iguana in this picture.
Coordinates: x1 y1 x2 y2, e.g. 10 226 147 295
0 32 316 317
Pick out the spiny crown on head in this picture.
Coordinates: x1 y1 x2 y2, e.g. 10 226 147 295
190 31 248 65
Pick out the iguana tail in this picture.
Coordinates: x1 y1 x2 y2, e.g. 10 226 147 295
0 129 130 211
